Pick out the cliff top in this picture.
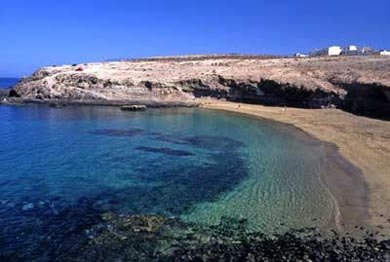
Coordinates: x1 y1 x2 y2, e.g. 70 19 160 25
37 55 390 93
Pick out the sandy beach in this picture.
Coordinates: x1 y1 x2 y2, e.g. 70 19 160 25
200 100 390 231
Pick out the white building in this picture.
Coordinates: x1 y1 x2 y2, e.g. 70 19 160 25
346 45 358 51
310 46 343 56
379 50 390 56
294 53 309 58
341 45 359 55
328 46 343 56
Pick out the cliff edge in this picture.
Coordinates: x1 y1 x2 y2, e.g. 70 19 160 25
13 55 390 118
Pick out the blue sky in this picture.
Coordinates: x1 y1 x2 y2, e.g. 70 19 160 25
1 0 389 76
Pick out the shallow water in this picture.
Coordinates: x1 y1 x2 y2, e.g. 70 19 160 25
0 105 339 257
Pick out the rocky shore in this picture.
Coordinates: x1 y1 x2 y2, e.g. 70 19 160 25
10 55 390 119
2 208 388 261
79 213 389 261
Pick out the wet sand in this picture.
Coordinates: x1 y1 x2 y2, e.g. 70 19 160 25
200 100 390 232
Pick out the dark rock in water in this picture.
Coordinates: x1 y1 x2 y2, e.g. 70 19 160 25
121 105 147 111
184 136 244 151
58 213 390 262
101 212 166 233
8 89 20 97
135 146 194 156
1 200 389 262
150 133 244 151
89 134 247 217
49 103 67 108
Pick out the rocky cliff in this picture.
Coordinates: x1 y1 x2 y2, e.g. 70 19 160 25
12 55 390 118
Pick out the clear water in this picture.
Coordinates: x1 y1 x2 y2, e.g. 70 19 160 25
0 105 337 256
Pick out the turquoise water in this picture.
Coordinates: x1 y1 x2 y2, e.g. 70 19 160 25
0 105 336 258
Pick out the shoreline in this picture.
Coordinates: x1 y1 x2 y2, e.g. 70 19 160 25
201 105 368 231
1 99 388 232
200 100 390 232
319 140 369 231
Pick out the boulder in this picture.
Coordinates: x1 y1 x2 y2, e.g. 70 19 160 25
121 105 147 111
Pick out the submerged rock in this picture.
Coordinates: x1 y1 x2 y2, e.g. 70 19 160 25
1 204 389 261
64 213 390 261
49 103 67 108
101 213 166 233
135 146 194 156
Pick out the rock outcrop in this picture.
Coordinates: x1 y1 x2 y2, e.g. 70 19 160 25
121 105 147 111
13 55 390 118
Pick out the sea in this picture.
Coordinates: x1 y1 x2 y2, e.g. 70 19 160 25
0 77 19 89
0 105 345 259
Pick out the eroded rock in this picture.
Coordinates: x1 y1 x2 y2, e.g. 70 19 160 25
13 55 390 118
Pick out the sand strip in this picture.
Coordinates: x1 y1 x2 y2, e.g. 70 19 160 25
200 100 390 231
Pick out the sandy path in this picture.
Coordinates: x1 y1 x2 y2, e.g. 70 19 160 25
200 100 390 230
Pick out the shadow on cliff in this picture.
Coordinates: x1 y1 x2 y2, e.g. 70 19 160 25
337 83 390 121
182 76 390 121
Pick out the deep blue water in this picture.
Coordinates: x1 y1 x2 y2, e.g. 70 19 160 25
0 78 19 88
0 105 337 259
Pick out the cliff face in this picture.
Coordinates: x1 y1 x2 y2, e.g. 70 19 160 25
14 69 191 102
13 55 390 118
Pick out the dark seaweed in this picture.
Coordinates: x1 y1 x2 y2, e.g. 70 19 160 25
150 133 245 152
92 135 247 215
88 128 144 137
0 134 250 261
135 146 194 156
